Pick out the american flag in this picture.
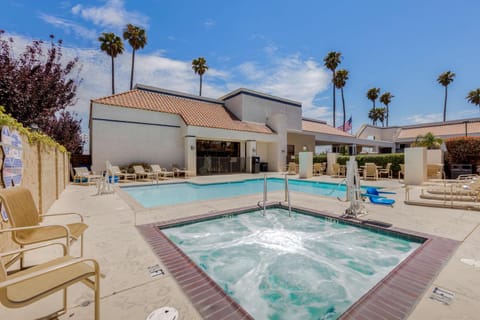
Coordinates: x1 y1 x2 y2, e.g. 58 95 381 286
337 116 352 132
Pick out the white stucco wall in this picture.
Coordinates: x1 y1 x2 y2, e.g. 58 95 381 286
242 95 302 131
223 93 302 132
91 103 185 173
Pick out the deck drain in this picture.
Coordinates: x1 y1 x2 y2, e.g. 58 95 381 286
148 264 166 278
146 307 178 320
430 287 454 305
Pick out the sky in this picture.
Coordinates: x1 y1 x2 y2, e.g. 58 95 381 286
1 0 480 133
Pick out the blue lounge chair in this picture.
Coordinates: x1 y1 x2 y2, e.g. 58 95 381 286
363 187 395 206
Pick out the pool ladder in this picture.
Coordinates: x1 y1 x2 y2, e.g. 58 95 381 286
257 174 291 217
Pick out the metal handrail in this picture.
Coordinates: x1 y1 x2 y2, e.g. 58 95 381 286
285 174 291 217
262 174 267 216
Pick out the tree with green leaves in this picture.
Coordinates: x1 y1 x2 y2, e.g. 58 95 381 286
366 88 381 125
437 70 455 122
99 32 124 94
412 132 443 149
123 24 147 90
333 69 349 131
192 57 208 96
379 92 394 127
466 88 480 110
323 51 342 127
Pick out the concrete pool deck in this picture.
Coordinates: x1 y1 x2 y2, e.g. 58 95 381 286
2 173 480 319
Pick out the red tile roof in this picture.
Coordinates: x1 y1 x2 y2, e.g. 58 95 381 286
302 119 354 137
92 89 273 134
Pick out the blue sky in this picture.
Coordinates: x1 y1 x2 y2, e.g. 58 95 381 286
1 0 480 133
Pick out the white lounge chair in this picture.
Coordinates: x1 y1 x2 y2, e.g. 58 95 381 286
133 165 157 181
110 165 136 181
73 167 101 185
172 164 191 178
150 165 174 179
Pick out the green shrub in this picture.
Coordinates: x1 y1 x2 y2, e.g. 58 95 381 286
337 153 404 174
313 155 327 163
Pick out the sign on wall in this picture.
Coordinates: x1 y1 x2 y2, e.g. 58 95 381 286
1 126 23 188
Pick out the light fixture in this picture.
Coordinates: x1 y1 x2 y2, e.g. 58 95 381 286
252 148 256 153
302 145 308 151
190 145 195 151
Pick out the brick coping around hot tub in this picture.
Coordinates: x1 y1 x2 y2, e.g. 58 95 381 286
137 203 460 320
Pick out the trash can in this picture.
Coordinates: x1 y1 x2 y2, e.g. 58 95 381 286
450 164 472 179
251 156 260 173
260 162 268 172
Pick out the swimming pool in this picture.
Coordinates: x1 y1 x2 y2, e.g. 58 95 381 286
162 208 422 319
123 177 362 207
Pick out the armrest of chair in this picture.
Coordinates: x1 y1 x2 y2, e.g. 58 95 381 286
0 224 71 240
0 257 99 288
0 242 68 260
41 212 85 223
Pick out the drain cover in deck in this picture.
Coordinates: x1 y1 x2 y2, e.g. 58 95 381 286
146 307 178 320
430 287 454 305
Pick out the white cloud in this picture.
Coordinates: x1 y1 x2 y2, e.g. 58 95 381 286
4 32 332 132
231 54 331 120
71 0 148 29
204 19 215 28
39 13 97 40
405 113 443 124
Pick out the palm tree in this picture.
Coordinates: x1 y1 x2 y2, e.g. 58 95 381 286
379 92 394 127
333 69 349 131
323 51 342 127
412 132 443 149
99 32 124 94
437 71 455 122
192 57 208 96
466 88 480 110
368 107 378 125
377 107 386 127
123 24 147 90
366 88 380 125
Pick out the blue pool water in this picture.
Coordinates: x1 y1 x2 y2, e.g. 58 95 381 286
123 177 362 207
162 208 422 320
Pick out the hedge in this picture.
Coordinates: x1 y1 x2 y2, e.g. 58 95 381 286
337 153 404 174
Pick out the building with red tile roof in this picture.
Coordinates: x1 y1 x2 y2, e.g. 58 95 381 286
89 85 399 174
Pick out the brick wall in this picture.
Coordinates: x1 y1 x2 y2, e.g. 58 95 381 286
0 131 69 254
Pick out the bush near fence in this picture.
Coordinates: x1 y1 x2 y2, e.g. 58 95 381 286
337 153 405 175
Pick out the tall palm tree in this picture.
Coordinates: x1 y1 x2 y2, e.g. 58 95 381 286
437 70 455 122
192 57 208 96
333 69 349 131
323 51 342 127
379 92 394 127
123 24 147 90
466 88 480 110
99 32 124 94
366 88 380 125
